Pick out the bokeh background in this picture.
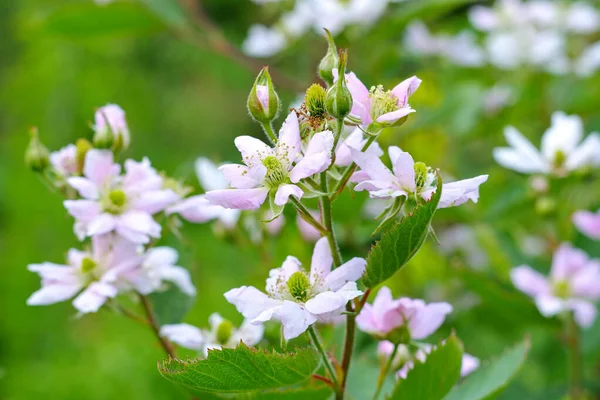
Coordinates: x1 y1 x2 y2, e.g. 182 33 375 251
2 0 600 399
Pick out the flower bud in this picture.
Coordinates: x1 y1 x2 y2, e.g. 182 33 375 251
25 127 50 173
305 84 327 118
318 29 339 87
93 104 130 151
76 138 93 173
325 49 352 121
247 67 280 124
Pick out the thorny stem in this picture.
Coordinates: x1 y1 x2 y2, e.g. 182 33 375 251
261 122 277 145
308 326 340 391
373 343 399 400
139 293 177 359
565 312 583 400
290 197 329 235
331 134 377 202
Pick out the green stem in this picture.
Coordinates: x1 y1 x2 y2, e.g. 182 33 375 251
320 171 343 267
331 134 376 202
261 122 277 145
373 343 399 400
308 325 340 390
290 197 328 235
566 312 583 400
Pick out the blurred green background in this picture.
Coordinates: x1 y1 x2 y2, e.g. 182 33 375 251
3 0 600 399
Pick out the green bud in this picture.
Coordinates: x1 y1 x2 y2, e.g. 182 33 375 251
305 84 327 117
286 271 311 302
247 67 280 124
215 319 235 345
93 122 114 149
25 127 50 173
325 49 353 121
318 29 339 87
76 138 93 173
80 257 97 274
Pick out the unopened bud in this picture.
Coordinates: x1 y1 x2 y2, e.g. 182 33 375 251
76 138 93 173
535 196 556 216
325 49 353 121
318 29 339 87
93 104 130 151
247 67 280 124
305 84 327 117
25 128 50 173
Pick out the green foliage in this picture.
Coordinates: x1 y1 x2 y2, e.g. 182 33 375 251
362 174 442 288
158 343 322 394
388 334 464 400
139 0 189 28
444 338 530 400
148 286 195 326
40 3 166 37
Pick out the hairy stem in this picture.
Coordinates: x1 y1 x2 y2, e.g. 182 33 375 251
373 343 399 400
566 312 583 399
139 293 176 358
308 326 340 391
290 197 329 235
331 135 376 202
261 122 277 145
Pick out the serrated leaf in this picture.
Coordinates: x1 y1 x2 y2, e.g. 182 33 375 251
362 174 442 288
40 3 165 38
443 338 530 400
148 285 195 325
158 343 322 393
247 385 332 399
388 334 463 400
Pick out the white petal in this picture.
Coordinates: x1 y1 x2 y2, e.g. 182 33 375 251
289 131 334 183
310 237 332 285
205 187 269 210
322 257 366 292
235 136 273 167
160 323 205 350
279 301 317 340
277 112 302 164
274 184 303 206
66 177 99 200
195 157 229 191
224 286 283 320
305 291 346 315
541 112 583 162
27 283 82 306
565 133 600 171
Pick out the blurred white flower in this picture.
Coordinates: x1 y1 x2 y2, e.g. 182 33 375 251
242 25 286 58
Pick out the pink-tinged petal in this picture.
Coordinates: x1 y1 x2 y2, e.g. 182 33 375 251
305 291 346 315
91 234 111 261
224 286 282 320
274 184 303 206
205 187 269 210
256 85 269 110
160 266 196 296
167 195 223 223
235 136 273 166
322 257 366 292
437 175 488 209
28 262 77 280
266 256 302 296
510 266 551 297
335 129 362 167
567 299 597 328
535 295 565 317
409 302 453 339
391 76 422 106
493 127 549 174
340 71 372 125
72 282 117 313
123 157 163 192
570 261 600 299
566 133 600 171
219 164 263 189
297 211 321 242
64 200 102 222
277 112 302 164
289 131 334 182
83 149 119 187
388 147 416 192
356 304 380 334
27 283 82 306
309 237 333 285
66 177 99 199
159 323 204 350
279 300 317 340
461 354 480 377
133 189 180 214
87 213 117 237
550 243 589 281
195 157 229 191
350 147 396 184
573 210 600 240
115 210 161 244
376 107 415 124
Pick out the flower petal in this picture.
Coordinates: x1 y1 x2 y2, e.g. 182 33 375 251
391 76 422 106
322 257 366 292
195 157 229 191
274 184 303 206
566 133 600 171
573 210 600 240
437 175 488 208
277 112 302 164
160 323 205 350
66 177 99 199
133 189 180 214
219 164 264 189
72 282 117 313
279 300 317 340
408 302 453 340
266 256 302 297
305 291 346 315
289 131 334 183
541 111 583 162
310 237 333 285
510 265 551 297
235 136 273 167
224 286 282 320
493 126 549 174
350 147 396 184
83 149 119 187
205 187 269 210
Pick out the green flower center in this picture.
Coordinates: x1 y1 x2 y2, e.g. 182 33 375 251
553 150 566 169
413 162 428 190
553 280 571 299
103 189 127 213
369 85 398 120
263 156 287 188
80 257 97 274
287 271 311 302
215 320 234 345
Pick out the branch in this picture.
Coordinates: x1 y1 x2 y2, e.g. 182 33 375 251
139 293 177 358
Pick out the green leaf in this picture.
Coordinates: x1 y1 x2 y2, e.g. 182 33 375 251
362 174 442 288
138 0 189 28
246 386 332 399
40 3 165 38
388 334 463 400
443 338 530 400
148 285 195 326
158 343 322 394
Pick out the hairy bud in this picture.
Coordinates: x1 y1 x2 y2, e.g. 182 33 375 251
318 29 339 87
305 84 327 117
93 104 130 151
25 128 50 173
325 49 353 121
248 67 280 124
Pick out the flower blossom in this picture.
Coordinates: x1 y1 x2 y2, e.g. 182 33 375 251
224 237 366 340
493 112 600 176
350 146 488 209
27 235 140 313
334 127 383 167
50 144 78 178
167 157 240 229
573 209 600 240
333 70 421 127
160 313 264 356
64 149 179 244
511 243 600 327
356 287 453 340
94 104 130 150
205 112 334 214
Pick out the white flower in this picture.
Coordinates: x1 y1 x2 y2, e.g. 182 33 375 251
493 111 600 176
242 25 287 58
224 237 366 340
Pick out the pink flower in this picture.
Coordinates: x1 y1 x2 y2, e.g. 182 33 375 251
334 128 383 167
224 237 366 340
205 112 334 214
356 286 453 340
27 235 141 313
394 343 479 379
511 243 600 327
350 146 488 209
121 247 196 296
333 70 421 126
94 104 130 150
573 209 600 240
160 313 264 356
64 149 179 244
296 209 321 242
50 144 78 177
